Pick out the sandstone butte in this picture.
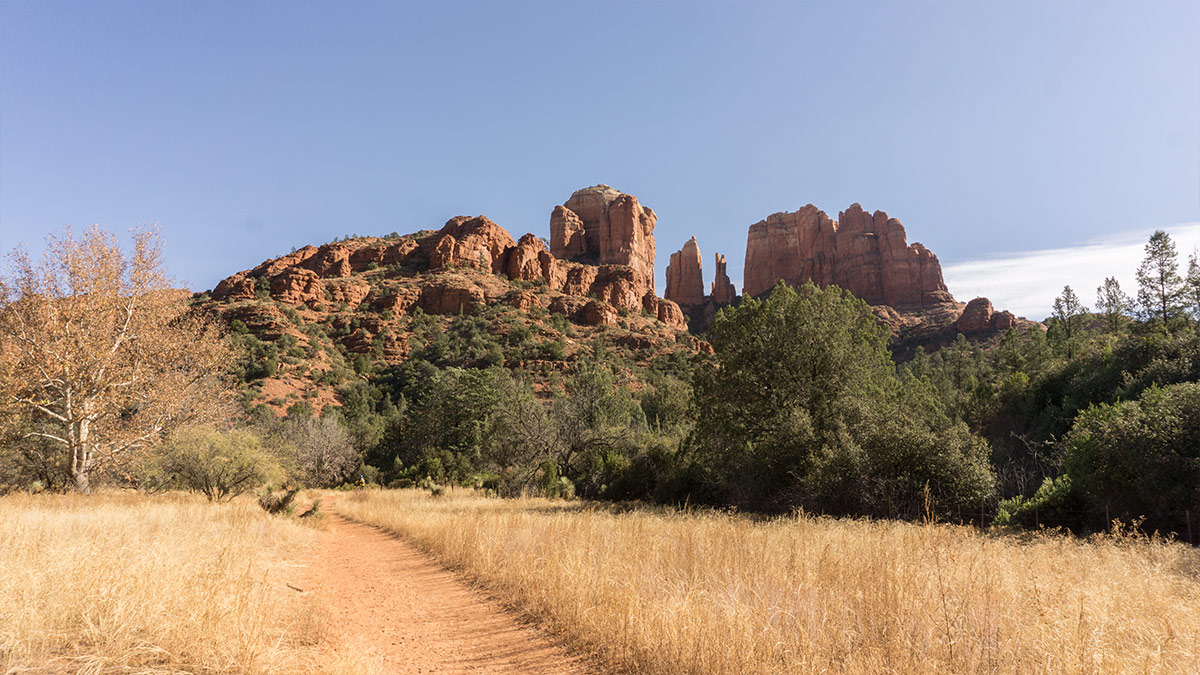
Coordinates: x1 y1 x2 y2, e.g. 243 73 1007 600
212 191 686 331
665 236 705 308
742 203 955 310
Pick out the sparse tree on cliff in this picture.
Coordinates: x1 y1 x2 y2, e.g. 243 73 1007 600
0 226 233 492
1135 230 1185 330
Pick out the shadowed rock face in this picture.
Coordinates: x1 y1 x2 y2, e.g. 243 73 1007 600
665 237 705 308
743 203 954 309
549 185 657 291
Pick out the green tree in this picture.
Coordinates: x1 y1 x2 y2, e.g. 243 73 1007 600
1048 285 1088 359
1135 230 1185 330
1185 251 1200 324
1064 382 1200 535
153 426 283 501
1095 276 1131 333
692 282 994 517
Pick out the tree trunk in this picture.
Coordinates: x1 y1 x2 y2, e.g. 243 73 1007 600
71 467 91 494
70 418 93 494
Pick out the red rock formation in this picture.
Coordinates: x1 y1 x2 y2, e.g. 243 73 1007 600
549 185 657 290
269 268 323 305
303 243 355 278
954 297 994 333
711 252 736 305
665 237 705 308
657 298 686 328
743 203 953 309
992 310 1016 332
507 290 544 311
325 281 372 309
505 234 564 288
582 300 618 327
954 297 1016 334
421 216 516 273
211 204 687 333
549 206 586 259
640 293 687 329
253 246 319 278
419 280 485 315
212 272 256 301
370 287 421 314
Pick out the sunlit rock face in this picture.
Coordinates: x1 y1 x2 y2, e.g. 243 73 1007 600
743 203 954 310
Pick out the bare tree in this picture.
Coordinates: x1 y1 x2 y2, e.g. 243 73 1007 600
0 226 233 492
275 415 360 487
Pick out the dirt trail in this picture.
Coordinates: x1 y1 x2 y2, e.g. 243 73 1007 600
298 509 591 674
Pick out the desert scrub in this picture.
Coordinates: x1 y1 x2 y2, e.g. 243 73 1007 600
339 489 1200 675
0 491 329 673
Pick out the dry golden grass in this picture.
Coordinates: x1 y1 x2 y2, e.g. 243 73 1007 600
0 490 363 674
339 489 1200 675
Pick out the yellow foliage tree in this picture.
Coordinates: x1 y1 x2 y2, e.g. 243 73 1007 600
0 226 233 492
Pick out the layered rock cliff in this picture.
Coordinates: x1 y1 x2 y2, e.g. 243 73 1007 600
743 203 954 310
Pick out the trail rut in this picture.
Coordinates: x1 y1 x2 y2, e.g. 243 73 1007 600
300 512 591 674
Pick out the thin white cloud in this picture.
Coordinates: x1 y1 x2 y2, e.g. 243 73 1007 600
943 223 1200 320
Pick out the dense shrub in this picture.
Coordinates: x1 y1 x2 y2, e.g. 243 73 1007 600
154 427 283 501
1063 382 1200 535
691 282 996 517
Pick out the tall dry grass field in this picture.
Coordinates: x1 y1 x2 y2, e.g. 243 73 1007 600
340 489 1200 675
0 491 333 673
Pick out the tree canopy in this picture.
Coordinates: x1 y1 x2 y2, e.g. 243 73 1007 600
0 226 233 491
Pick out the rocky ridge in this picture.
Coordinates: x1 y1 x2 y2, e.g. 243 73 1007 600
204 187 700 414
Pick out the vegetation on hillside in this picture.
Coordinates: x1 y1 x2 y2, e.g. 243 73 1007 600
3 226 1200 541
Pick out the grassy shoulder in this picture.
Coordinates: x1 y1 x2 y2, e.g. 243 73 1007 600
0 491 354 674
339 488 1200 675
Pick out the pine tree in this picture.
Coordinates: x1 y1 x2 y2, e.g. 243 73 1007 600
1135 230 1185 330
1095 276 1131 333
1184 250 1200 324
1049 285 1088 359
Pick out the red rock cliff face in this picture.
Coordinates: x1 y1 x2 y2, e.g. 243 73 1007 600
550 185 657 291
665 236 705 308
743 203 954 309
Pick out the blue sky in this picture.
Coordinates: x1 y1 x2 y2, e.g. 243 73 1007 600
2 0 1197 318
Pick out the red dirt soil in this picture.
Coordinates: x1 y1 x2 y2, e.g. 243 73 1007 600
300 512 591 674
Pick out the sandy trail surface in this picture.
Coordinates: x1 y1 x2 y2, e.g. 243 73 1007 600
298 508 591 674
